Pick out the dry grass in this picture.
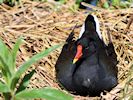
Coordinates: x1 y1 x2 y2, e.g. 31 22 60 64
0 0 132 100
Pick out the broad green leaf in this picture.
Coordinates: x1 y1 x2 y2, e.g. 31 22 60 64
0 39 12 84
0 39 9 59
11 43 63 90
15 87 73 100
0 81 10 93
16 69 35 93
0 39 10 70
11 37 23 71
0 54 11 84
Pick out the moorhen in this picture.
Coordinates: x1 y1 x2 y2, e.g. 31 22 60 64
55 14 118 96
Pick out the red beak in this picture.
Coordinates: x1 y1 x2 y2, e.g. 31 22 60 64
73 45 83 64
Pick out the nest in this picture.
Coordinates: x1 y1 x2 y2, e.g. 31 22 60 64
0 1 132 100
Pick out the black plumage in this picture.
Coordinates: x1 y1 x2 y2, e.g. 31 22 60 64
55 14 118 96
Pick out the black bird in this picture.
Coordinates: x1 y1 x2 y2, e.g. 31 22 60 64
55 14 118 96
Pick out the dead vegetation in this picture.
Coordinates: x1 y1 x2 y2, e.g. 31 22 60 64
0 0 133 100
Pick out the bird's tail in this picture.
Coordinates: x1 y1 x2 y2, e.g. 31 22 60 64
66 24 77 43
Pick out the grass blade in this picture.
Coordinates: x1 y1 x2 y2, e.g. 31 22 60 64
11 37 23 71
15 87 73 100
0 55 11 83
16 69 35 94
11 43 63 90
0 39 11 73
0 39 12 83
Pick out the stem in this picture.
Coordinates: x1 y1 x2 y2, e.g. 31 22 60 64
11 91 15 100
3 92 12 100
3 90 15 100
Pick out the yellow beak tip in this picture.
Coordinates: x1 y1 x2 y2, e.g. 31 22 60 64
73 59 78 64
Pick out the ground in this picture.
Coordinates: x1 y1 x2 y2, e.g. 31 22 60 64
0 0 133 100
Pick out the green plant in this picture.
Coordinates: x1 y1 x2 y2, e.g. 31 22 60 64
111 0 132 8
102 1 109 9
75 0 133 9
0 37 73 100
58 0 67 4
112 0 120 6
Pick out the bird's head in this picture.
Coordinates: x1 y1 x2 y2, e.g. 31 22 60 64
73 14 103 64
73 38 89 64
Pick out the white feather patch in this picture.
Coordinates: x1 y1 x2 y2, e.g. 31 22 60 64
93 15 102 39
79 14 102 40
79 23 85 38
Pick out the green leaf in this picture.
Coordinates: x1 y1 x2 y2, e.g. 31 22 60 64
16 69 35 94
58 0 66 4
102 1 109 9
76 0 82 4
120 1 130 8
0 0 3 4
0 37 22 87
11 43 63 90
11 37 23 71
0 81 10 93
0 39 10 69
15 87 73 100
112 0 120 6
0 39 12 83
0 56 11 83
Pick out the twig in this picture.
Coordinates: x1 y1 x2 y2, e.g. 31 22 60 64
107 28 112 43
5 25 35 28
0 5 16 17
125 14 133 33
